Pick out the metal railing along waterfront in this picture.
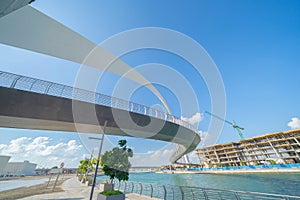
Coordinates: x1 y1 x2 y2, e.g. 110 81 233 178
0 71 197 132
115 181 300 200
188 163 300 172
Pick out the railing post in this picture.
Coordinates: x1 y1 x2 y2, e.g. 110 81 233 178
29 79 38 91
191 189 195 200
44 83 53 94
162 185 167 200
234 192 241 200
130 102 133 112
202 189 209 200
144 106 147 115
124 182 127 193
139 183 143 195
171 187 174 200
131 182 134 193
217 192 222 199
60 85 65 96
10 76 22 88
150 184 153 198
179 186 184 200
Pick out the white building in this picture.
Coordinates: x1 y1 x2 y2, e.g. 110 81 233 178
0 155 10 176
5 161 37 176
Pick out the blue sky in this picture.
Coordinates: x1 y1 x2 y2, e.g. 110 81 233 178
0 0 300 167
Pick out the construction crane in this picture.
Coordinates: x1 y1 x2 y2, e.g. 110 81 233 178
205 111 245 139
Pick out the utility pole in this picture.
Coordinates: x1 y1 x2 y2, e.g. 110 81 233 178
89 120 107 200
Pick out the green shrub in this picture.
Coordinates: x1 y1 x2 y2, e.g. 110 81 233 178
100 190 123 196
269 160 276 165
87 177 93 184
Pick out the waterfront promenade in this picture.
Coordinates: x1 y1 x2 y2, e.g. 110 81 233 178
20 176 157 200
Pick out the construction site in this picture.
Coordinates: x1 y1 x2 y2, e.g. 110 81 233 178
195 128 300 167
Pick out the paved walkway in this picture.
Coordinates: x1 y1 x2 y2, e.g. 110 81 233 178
20 177 156 200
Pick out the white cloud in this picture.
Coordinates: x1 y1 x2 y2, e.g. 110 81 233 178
0 137 83 168
130 145 174 167
198 130 208 140
130 145 202 166
288 117 300 129
181 112 202 125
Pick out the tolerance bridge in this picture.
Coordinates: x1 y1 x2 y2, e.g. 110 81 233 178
0 71 201 163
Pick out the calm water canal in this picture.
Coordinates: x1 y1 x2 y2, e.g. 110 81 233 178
0 178 49 192
98 172 300 196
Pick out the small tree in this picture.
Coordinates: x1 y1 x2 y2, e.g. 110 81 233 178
78 158 93 182
101 140 133 183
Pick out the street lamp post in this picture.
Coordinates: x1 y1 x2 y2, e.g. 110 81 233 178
89 120 107 200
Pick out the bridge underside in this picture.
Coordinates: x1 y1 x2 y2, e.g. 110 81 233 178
0 87 200 163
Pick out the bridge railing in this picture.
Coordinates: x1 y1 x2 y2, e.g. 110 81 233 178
114 180 300 200
0 71 197 132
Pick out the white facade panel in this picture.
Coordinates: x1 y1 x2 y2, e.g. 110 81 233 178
5 160 37 176
0 155 10 176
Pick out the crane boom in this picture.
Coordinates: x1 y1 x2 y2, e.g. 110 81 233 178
205 111 245 139
205 111 233 125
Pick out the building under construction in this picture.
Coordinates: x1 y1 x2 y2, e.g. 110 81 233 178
195 129 300 167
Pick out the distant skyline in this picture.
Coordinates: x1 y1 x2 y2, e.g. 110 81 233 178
0 0 300 167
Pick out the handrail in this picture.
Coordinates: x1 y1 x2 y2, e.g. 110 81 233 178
115 180 300 200
0 71 197 133
188 163 300 171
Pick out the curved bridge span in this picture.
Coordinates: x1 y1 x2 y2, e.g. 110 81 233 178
0 71 200 163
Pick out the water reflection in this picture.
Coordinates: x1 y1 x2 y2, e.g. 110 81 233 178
98 172 300 196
